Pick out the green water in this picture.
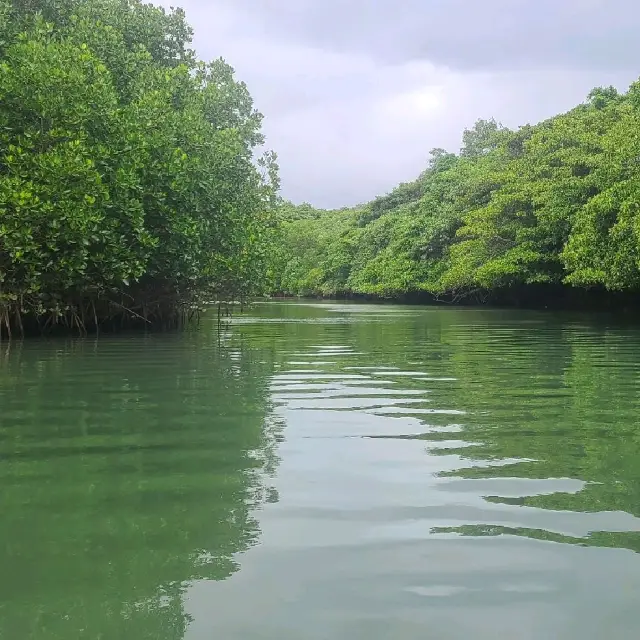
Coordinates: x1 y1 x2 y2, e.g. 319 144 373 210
1 301 640 639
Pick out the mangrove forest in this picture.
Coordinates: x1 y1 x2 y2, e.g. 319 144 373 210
3 0 640 336
271 85 640 308
0 0 279 336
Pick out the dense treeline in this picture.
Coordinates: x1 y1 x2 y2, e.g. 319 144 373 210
0 0 278 336
271 83 640 305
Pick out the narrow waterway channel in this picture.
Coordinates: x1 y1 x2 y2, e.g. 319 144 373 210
1 301 640 639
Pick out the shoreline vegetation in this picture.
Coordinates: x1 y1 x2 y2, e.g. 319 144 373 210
270 87 640 313
3 3 640 337
0 0 279 337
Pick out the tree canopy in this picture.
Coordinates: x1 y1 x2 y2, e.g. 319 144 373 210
0 0 278 335
271 85 640 304
4 0 640 332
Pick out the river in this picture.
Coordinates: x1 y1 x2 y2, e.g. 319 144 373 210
1 301 640 639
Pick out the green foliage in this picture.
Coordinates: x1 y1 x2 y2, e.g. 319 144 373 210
0 0 278 334
460 117 509 158
269 205 354 296
273 85 640 301
563 95 640 290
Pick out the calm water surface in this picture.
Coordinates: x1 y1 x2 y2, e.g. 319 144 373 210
2 301 640 639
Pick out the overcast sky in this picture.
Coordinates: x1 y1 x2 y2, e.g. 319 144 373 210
160 0 640 209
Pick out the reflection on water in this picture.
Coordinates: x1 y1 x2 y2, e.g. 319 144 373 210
2 301 640 639
0 333 281 639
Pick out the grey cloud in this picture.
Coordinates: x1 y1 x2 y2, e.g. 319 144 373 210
163 0 640 208
201 0 640 72
267 68 637 209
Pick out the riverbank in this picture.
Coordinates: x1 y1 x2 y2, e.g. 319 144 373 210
0 0 278 340
270 86 640 308
269 283 640 314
